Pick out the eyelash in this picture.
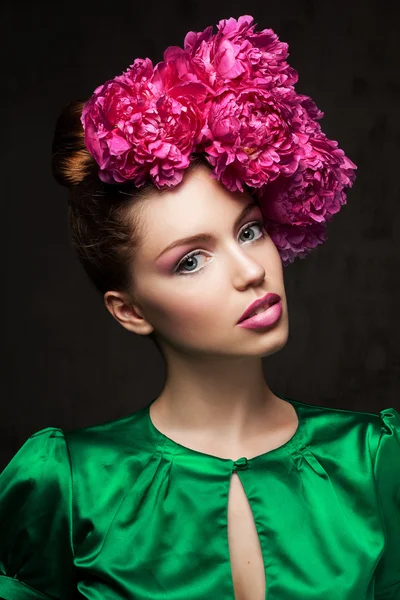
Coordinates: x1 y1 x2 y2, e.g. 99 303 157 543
174 220 268 277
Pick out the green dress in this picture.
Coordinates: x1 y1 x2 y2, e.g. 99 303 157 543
0 394 399 600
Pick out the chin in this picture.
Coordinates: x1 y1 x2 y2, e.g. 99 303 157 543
256 323 289 357
261 335 288 358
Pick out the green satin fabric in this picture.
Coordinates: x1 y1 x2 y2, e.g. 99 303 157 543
0 395 399 600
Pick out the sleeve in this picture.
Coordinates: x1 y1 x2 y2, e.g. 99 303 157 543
0 427 77 600
373 408 400 599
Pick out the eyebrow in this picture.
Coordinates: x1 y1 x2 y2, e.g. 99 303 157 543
156 201 259 260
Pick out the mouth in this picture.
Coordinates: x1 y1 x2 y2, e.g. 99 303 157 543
237 292 281 324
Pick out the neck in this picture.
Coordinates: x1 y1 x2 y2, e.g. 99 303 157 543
153 351 280 446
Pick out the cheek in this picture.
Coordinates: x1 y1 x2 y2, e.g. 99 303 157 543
141 276 226 331
163 289 221 326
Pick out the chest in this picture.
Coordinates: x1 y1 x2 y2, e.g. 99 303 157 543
227 471 266 600
75 429 385 600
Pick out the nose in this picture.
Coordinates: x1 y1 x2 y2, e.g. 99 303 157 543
231 245 266 288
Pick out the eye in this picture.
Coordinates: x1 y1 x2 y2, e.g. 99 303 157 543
174 220 268 277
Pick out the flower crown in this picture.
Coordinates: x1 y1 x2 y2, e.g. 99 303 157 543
81 15 357 265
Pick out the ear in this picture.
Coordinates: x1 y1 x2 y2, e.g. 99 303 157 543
103 291 154 336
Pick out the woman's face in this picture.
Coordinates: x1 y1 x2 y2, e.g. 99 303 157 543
126 163 289 358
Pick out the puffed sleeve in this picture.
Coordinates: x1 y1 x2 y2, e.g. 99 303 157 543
0 427 77 599
374 408 400 599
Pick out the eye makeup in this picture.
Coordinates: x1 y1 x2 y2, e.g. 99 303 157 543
155 201 258 261
173 219 268 277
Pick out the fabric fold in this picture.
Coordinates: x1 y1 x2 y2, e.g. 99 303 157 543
372 408 400 597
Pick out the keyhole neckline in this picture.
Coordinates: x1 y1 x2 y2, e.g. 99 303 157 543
146 392 303 465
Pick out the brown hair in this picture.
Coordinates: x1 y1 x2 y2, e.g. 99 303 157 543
51 100 169 354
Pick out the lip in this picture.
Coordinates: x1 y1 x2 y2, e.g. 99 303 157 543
237 292 281 324
237 300 282 329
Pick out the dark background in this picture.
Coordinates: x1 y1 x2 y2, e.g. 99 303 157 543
2 0 399 467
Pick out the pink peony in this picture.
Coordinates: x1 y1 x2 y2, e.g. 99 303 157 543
257 134 357 227
81 58 208 187
265 221 329 266
203 87 310 192
183 15 298 91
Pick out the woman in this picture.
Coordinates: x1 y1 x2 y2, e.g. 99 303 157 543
0 14 399 600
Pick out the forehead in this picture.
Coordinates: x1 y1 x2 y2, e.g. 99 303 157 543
139 165 254 237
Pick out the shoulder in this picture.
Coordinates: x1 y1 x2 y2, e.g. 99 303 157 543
0 426 76 598
64 401 152 458
1 426 70 485
0 425 72 510
291 397 397 459
292 396 385 430
371 406 400 484
62 403 154 498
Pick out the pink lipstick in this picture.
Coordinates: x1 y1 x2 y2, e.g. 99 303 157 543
237 293 282 330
